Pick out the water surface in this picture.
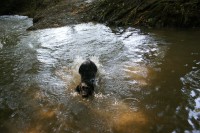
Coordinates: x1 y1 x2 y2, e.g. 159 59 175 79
0 15 200 133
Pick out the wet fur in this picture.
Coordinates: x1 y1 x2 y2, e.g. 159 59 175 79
75 59 97 97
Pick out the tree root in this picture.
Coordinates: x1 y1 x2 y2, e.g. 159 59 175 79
87 0 200 28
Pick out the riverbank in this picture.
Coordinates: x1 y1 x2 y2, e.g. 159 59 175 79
26 0 91 30
0 0 91 30
87 0 200 28
1 0 200 30
28 0 200 29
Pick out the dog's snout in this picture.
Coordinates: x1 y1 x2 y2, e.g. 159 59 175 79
90 79 95 83
90 79 96 84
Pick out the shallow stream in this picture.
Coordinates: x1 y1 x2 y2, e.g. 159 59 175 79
0 15 200 133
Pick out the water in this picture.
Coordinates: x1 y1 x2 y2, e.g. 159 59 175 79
0 15 200 133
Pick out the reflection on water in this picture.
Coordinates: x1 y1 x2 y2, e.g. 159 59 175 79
0 16 200 133
181 69 200 131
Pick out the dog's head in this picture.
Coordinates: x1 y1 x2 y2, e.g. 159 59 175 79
76 83 94 98
79 59 97 85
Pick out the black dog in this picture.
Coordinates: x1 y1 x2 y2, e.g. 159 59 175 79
75 59 97 97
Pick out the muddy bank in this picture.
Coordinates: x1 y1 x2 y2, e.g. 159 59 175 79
87 0 200 28
27 0 200 29
1 0 200 29
0 0 92 30
27 0 92 30
28 0 94 30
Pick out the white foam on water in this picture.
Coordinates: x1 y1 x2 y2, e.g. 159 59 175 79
0 42 3 49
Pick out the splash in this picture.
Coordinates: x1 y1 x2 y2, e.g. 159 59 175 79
0 42 3 49
55 56 104 93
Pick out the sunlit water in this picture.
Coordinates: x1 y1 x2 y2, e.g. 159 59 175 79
0 15 200 133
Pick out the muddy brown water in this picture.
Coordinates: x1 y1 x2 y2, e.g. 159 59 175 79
0 15 200 133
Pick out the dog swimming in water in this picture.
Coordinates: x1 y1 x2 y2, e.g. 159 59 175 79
75 59 97 97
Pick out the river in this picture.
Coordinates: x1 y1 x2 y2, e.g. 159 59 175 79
0 15 200 133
